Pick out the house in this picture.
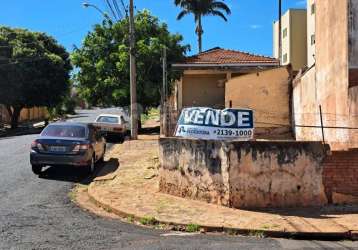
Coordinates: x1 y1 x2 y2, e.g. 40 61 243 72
293 0 358 150
165 48 295 139
273 9 307 71
171 47 279 110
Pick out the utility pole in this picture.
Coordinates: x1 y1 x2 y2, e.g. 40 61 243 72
278 0 282 65
161 47 167 136
129 0 138 139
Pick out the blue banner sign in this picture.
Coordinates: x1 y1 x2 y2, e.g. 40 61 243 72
175 107 254 140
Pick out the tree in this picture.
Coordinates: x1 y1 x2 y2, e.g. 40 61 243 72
71 10 189 110
0 27 72 128
175 0 231 53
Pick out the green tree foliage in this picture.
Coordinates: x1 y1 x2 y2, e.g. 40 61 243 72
71 10 190 110
175 0 231 53
0 26 72 128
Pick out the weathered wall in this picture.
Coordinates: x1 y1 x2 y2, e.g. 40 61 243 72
181 73 226 109
349 0 358 67
349 86 358 147
159 138 328 208
225 67 292 140
293 0 353 150
159 138 230 205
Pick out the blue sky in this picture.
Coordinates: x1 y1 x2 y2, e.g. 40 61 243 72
0 0 306 56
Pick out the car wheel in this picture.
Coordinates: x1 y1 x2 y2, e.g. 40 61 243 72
32 165 43 175
87 156 96 174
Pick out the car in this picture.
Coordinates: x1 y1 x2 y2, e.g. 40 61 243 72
30 122 106 175
93 114 129 142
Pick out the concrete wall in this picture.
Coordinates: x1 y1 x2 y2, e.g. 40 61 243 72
225 67 292 140
180 72 227 109
159 138 328 208
273 9 307 71
293 0 358 150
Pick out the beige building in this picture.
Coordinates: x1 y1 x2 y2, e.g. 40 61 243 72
273 9 307 71
172 47 279 110
307 0 316 67
293 0 358 150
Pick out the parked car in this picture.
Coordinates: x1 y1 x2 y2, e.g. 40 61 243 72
30 122 106 175
93 114 129 142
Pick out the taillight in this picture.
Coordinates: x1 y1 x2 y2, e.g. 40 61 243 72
72 144 90 152
113 127 122 132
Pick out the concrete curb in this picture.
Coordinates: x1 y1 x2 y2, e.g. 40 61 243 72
87 183 356 241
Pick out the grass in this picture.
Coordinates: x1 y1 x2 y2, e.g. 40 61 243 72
139 216 158 225
186 224 200 233
127 215 135 223
249 230 265 238
141 108 160 123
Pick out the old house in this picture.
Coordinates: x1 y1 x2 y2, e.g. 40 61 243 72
168 47 294 139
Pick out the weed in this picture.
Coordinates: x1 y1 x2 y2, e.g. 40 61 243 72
249 230 265 238
140 216 158 225
127 215 134 223
186 224 200 232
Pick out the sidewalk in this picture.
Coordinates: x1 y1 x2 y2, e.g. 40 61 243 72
86 136 358 240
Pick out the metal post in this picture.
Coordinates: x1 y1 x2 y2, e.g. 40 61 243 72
319 105 325 144
278 0 282 65
129 0 138 139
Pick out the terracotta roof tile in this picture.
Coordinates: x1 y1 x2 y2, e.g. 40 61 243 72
184 47 279 65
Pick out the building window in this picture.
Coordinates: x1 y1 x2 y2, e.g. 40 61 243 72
311 34 315 45
311 3 315 15
282 53 288 63
283 28 287 38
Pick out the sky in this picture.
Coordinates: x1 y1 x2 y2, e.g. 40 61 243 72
0 0 307 57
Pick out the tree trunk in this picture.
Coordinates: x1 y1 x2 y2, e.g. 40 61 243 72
197 15 203 53
8 106 23 129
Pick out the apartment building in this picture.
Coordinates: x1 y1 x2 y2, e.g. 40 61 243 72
273 9 307 71
307 0 316 67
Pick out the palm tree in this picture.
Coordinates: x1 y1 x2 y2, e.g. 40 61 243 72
175 0 231 53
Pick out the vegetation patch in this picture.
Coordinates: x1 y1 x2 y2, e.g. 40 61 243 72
186 223 200 232
140 216 159 225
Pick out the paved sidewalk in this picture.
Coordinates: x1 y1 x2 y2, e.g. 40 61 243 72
87 136 358 239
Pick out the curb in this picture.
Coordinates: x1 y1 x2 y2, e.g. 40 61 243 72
87 183 356 241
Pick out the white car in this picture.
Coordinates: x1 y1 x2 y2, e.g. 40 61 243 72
93 114 129 141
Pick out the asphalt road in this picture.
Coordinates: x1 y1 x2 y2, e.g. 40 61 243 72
0 109 357 249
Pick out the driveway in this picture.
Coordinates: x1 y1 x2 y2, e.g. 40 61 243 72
0 109 357 249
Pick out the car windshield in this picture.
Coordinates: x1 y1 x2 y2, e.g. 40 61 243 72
41 125 87 138
96 116 119 124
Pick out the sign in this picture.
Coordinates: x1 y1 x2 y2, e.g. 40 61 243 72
175 107 254 140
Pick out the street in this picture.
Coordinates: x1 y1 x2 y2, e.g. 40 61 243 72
0 109 357 249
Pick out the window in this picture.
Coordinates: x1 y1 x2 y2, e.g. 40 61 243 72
311 3 315 15
96 116 119 124
311 34 316 45
282 53 288 63
283 28 288 38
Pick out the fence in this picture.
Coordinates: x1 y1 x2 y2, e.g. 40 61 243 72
160 104 358 150
0 105 48 126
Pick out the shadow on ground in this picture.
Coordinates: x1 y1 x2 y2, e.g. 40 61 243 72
38 158 119 185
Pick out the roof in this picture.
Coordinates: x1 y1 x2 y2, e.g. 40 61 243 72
174 47 279 67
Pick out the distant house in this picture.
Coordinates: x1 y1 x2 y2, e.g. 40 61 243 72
164 48 294 139
171 47 280 110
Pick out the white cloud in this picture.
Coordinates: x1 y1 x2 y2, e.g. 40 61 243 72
250 24 262 29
